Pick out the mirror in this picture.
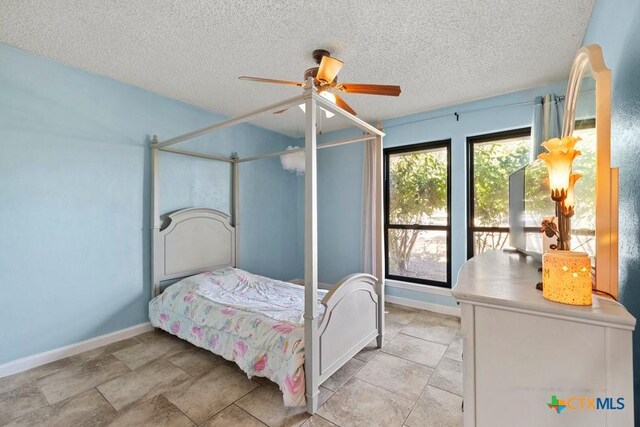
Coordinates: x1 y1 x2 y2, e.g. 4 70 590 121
562 44 619 299
570 68 596 259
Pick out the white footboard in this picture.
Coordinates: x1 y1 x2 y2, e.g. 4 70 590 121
316 273 381 383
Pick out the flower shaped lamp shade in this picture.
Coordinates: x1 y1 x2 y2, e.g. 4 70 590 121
562 173 582 217
537 136 582 251
537 136 581 201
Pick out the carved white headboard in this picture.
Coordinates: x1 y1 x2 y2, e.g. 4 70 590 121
152 208 236 294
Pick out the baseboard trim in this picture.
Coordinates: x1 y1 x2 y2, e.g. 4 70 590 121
0 322 153 379
386 295 461 317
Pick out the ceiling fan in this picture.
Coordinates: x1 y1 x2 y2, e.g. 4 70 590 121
238 49 401 116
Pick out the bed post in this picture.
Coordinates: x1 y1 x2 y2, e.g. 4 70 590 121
231 152 239 267
374 133 385 348
303 80 320 415
151 136 161 298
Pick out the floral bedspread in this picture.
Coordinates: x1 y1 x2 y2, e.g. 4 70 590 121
149 267 327 407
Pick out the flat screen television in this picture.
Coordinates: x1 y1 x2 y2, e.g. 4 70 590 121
508 160 555 260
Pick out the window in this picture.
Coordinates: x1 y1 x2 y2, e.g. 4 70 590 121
467 129 531 258
384 140 451 287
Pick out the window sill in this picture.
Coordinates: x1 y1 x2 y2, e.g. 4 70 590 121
385 279 453 296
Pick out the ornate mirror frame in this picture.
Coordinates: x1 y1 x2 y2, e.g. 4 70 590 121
562 44 619 299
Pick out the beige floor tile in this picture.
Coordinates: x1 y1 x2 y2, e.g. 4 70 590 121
318 386 333 405
404 385 462 427
5 389 116 427
417 311 460 327
107 394 194 427
112 332 191 370
167 346 226 377
385 304 418 325
1 338 139 400
0 339 138 399
382 333 447 368
134 329 168 343
384 320 405 341
317 378 413 427
216 358 270 386
354 321 404 362
0 357 73 395
353 341 380 362
163 363 258 424
443 335 463 362
321 358 365 391
201 404 267 427
1 319 466 427
355 352 433 400
0 375 31 398
0 381 48 425
71 338 140 363
37 354 130 404
300 415 337 427
429 357 463 396
401 314 459 346
97 359 190 411
236 382 332 427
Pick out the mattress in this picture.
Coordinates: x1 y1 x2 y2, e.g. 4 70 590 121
148 267 328 406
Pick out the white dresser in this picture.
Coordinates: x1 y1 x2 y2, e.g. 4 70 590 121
452 251 635 427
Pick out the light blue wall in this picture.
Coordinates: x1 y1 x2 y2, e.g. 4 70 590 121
0 44 298 364
582 0 640 417
317 134 367 283
291 128 366 285
312 82 567 307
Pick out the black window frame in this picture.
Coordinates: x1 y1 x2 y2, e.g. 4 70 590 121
384 139 452 288
466 127 532 259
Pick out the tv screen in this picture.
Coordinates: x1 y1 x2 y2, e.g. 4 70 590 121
508 167 526 251
508 160 555 259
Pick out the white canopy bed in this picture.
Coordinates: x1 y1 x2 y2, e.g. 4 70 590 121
149 79 385 414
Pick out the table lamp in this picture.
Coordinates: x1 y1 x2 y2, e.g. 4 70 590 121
538 136 592 305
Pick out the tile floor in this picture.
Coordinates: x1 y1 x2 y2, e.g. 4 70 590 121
0 303 463 426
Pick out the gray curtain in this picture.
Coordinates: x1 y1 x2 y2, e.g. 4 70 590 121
531 94 564 160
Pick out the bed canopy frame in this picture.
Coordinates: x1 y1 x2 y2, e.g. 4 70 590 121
150 78 385 413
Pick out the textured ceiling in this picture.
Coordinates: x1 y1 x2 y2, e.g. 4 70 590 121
0 0 594 136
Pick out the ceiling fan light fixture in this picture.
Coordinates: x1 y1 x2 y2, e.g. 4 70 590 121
239 48 400 118
316 56 343 84
320 91 336 103
298 91 336 118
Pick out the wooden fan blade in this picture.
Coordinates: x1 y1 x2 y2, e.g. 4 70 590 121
338 83 401 96
333 93 357 116
273 108 288 114
238 76 304 87
316 56 343 84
